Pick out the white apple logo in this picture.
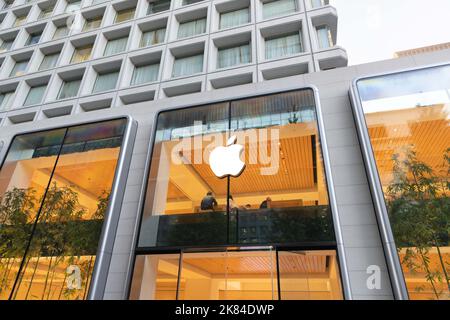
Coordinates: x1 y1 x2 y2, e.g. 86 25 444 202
209 136 245 179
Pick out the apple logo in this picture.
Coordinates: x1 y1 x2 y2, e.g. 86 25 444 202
209 136 246 179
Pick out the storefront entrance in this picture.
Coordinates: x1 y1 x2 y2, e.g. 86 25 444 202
130 248 343 300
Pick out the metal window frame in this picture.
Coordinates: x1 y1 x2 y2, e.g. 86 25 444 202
124 85 353 300
0 116 137 300
349 62 450 300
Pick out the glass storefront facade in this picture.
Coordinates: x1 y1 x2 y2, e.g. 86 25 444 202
131 88 344 300
0 119 128 300
355 65 450 300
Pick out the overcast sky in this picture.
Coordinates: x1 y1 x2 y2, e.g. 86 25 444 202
330 0 450 65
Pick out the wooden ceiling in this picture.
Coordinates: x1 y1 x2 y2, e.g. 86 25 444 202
168 123 317 198
182 252 328 276
366 104 449 185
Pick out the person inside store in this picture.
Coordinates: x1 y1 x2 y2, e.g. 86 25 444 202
260 197 272 209
201 191 218 211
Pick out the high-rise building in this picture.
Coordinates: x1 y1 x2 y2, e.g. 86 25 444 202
395 42 450 58
0 0 346 114
0 0 449 302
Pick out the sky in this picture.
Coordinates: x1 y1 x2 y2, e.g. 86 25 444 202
330 0 450 65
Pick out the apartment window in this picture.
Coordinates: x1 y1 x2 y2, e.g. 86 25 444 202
25 32 42 46
0 119 128 300
14 15 27 27
104 36 128 56
91 0 107 4
53 25 69 39
217 43 250 69
310 0 328 8
262 0 296 20
57 78 81 99
140 28 165 47
71 44 92 63
82 16 102 31
115 8 135 23
0 90 15 112
265 33 302 60
92 70 120 93
219 7 249 30
172 54 203 77
10 59 29 77
38 6 54 19
65 0 81 13
316 25 333 49
38 52 60 70
2 0 14 9
177 18 206 39
355 65 450 300
147 0 170 15
182 0 202 5
131 63 159 85
23 84 46 106
0 39 13 53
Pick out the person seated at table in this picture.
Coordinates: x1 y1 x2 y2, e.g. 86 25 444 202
260 197 272 209
201 191 218 211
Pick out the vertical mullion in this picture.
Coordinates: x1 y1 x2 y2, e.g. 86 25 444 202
9 128 69 300
175 251 183 300
276 248 281 301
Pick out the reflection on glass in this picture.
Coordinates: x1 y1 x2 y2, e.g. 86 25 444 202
358 65 450 300
230 91 331 245
0 129 66 300
0 119 127 300
278 250 342 300
131 249 343 300
179 250 277 300
139 103 229 248
138 89 335 248
129 254 180 300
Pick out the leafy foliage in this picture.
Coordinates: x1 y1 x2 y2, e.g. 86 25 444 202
386 146 449 299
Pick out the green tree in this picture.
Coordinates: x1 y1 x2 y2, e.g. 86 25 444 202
386 146 449 300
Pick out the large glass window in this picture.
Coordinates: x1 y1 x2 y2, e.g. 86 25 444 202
356 65 450 300
0 119 127 300
132 89 342 300
130 249 342 300
137 89 335 248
